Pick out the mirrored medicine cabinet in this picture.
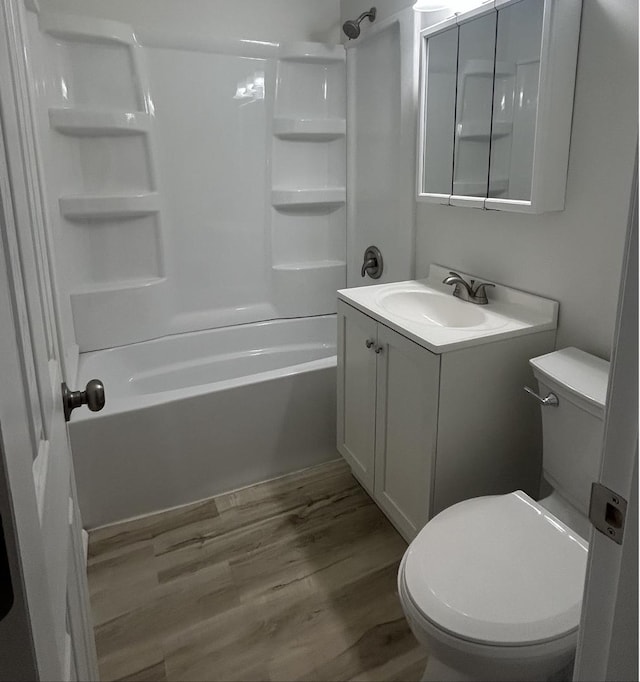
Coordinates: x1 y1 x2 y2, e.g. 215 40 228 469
417 0 582 213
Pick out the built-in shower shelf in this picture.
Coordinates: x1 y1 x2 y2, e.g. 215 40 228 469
273 118 346 141
273 260 346 272
272 260 345 316
279 42 345 63
272 188 346 212
457 120 512 141
71 277 166 296
39 13 137 45
49 109 152 136
59 193 160 221
70 277 168 350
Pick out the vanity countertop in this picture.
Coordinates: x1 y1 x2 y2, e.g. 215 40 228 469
338 264 559 354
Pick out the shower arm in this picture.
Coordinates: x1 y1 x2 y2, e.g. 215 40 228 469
355 8 377 24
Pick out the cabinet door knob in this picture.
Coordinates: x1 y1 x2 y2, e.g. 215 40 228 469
374 345 384 354
365 339 375 349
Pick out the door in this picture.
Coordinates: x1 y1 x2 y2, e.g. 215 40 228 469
0 0 98 677
337 301 378 492
374 324 439 541
573 154 638 681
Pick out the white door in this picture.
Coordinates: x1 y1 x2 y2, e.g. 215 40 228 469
573 156 638 681
0 0 98 678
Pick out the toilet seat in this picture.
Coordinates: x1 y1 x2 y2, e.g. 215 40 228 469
403 491 588 648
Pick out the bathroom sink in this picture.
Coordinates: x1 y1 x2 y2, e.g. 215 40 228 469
377 290 500 328
338 265 559 354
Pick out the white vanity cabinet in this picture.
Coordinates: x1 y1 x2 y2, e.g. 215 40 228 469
337 301 439 539
337 275 559 541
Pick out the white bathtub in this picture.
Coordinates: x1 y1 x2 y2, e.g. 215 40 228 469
69 316 338 528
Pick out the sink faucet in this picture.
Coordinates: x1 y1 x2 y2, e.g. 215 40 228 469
442 271 495 305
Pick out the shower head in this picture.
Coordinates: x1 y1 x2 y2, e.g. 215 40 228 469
342 7 377 40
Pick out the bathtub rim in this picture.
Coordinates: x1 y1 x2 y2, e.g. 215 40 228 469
71 354 337 421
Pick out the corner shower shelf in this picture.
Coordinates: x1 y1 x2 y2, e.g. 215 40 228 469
272 260 346 316
279 42 345 63
70 277 168 350
272 188 346 212
59 193 161 221
49 109 152 136
273 118 346 142
71 277 166 295
39 13 136 45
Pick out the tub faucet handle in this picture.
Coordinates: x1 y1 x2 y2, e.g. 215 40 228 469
361 246 383 279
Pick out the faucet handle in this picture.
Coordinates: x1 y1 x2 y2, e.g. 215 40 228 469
470 280 495 304
442 271 464 285
471 280 495 293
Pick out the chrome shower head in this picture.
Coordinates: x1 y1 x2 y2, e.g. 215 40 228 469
342 7 377 40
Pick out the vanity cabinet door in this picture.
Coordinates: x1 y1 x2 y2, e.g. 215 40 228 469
337 302 378 494
374 324 440 540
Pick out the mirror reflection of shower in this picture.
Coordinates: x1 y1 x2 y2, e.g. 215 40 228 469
342 7 377 40
233 71 265 103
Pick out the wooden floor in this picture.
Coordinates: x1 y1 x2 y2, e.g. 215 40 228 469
87 459 427 682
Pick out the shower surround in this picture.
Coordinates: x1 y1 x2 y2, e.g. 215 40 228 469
25 7 346 526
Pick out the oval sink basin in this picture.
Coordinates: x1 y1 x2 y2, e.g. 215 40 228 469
378 290 491 328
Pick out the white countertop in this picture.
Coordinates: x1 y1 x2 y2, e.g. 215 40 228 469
337 264 559 354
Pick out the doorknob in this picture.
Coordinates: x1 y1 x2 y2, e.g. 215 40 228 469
62 379 106 422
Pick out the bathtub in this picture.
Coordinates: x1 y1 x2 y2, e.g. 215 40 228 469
69 316 338 528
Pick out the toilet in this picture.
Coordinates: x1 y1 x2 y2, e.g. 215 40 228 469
397 347 610 682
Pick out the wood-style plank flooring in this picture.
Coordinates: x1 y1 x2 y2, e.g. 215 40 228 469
87 459 427 681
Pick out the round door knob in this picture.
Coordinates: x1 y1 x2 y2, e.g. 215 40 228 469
85 379 106 412
62 379 106 422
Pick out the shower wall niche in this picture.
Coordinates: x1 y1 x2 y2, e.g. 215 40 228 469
28 12 346 353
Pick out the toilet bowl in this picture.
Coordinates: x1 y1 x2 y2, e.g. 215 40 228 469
397 348 609 682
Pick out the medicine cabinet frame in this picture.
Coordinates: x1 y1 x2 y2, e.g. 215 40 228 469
416 0 582 213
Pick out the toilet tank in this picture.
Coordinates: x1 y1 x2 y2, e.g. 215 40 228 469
530 347 610 516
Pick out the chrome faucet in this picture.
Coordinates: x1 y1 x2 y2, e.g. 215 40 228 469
442 271 495 305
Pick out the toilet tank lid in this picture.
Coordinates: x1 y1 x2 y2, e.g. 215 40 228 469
530 347 609 411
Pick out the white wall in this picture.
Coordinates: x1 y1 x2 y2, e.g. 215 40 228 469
342 0 637 359
45 0 342 44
